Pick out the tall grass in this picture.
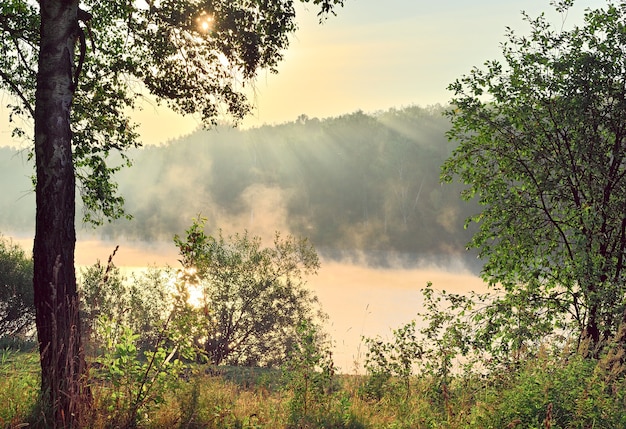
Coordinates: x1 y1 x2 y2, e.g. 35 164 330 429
2 341 626 428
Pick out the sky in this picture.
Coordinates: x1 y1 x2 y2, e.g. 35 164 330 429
132 0 607 144
0 0 607 145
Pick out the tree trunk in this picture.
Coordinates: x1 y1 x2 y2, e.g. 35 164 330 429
33 0 89 426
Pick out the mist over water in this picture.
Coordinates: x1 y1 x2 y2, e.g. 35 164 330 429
312 260 486 372
9 234 485 373
64 238 484 373
2 106 488 371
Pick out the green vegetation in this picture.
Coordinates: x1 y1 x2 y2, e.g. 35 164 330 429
173 218 325 367
0 234 33 338
3 1 626 427
443 0 626 349
2 312 626 428
2 0 345 425
80 255 174 353
1 233 624 428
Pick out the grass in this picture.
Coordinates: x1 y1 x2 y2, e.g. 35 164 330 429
0 348 39 428
2 345 626 429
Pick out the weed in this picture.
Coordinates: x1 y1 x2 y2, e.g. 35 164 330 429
91 315 185 428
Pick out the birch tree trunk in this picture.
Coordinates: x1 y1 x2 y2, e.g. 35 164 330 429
33 0 89 426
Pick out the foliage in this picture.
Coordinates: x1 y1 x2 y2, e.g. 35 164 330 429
283 320 361 429
361 283 481 403
79 256 195 428
360 314 626 429
174 217 325 367
80 252 128 343
467 343 626 429
0 234 34 338
2 339 626 429
442 1 626 347
126 268 174 348
91 317 186 429
80 254 173 352
412 282 572 382
4 0 344 425
362 321 422 402
0 0 344 222
416 284 476 378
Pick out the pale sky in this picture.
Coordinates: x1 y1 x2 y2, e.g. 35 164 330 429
132 0 607 144
0 0 607 146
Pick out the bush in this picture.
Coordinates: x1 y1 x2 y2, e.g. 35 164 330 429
362 321 421 402
468 344 626 429
90 317 186 428
0 235 34 338
283 321 363 429
79 251 173 353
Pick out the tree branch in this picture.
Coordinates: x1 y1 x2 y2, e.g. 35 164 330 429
0 68 34 118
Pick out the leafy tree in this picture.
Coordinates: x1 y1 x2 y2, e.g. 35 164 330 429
174 218 324 367
442 1 626 350
0 235 34 338
1 0 342 424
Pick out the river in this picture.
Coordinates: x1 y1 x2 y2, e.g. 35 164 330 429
13 235 487 373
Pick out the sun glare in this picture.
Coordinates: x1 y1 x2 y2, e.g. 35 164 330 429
196 11 214 33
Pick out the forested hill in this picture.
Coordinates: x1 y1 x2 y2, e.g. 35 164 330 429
0 105 480 269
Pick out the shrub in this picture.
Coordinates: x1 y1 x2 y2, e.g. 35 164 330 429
0 235 34 338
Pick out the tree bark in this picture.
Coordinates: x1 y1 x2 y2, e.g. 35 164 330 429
33 0 89 426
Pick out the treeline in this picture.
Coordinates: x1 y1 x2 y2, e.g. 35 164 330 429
0 105 479 268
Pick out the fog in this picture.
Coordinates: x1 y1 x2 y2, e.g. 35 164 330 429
313 261 485 372
7 236 484 373
2 105 488 369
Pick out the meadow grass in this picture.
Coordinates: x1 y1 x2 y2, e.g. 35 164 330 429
2 345 626 429
0 348 39 428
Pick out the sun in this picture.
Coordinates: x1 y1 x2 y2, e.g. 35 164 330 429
196 11 214 33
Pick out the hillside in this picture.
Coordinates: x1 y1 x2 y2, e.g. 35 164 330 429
0 105 479 269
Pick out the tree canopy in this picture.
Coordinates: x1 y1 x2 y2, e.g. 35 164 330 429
442 1 626 349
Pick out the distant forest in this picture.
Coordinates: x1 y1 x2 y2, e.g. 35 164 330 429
0 105 479 269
